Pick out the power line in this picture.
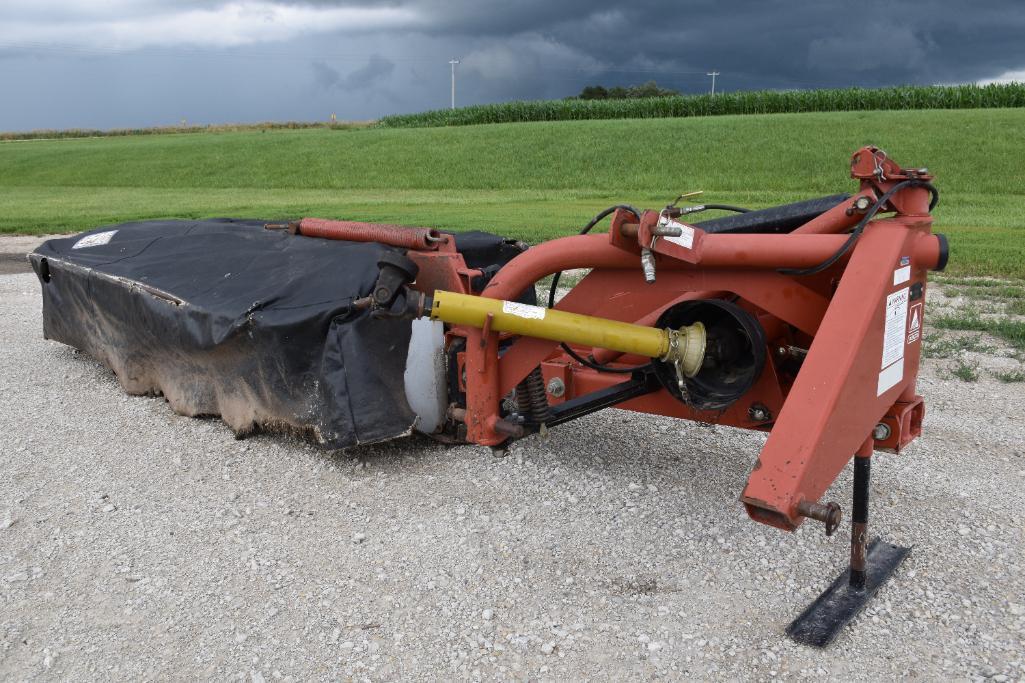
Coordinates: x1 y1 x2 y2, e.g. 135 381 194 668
449 58 459 109
706 71 720 95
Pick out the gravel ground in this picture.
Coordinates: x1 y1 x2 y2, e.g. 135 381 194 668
1 259 1024 680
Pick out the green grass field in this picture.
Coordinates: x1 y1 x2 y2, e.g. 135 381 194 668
2 108 1023 277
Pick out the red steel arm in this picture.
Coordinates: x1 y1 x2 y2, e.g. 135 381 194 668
741 217 935 530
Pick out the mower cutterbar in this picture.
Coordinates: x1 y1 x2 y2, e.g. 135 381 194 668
321 146 945 645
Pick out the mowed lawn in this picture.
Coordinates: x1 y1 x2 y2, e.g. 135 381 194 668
1 108 1023 277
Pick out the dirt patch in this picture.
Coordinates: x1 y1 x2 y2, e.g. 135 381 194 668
0 253 30 275
0 235 73 274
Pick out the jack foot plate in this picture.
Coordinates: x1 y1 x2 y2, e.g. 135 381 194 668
786 539 911 647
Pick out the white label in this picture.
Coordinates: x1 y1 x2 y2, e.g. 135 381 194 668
663 220 695 249
893 265 911 285
877 287 909 396
877 361 904 396
72 230 118 249
502 301 546 320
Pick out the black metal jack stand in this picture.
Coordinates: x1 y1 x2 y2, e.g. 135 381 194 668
786 454 911 647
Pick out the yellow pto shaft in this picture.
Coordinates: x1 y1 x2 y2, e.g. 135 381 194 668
429 290 706 376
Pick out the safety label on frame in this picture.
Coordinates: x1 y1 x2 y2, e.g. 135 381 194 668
878 287 909 395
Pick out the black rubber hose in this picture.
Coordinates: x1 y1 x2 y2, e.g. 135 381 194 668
547 204 641 309
548 205 651 374
778 180 939 277
697 203 751 213
561 343 644 374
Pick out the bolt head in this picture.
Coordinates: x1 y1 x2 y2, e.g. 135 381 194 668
546 377 565 398
853 196 873 211
873 422 892 441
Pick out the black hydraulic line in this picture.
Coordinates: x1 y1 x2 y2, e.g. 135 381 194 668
547 204 653 374
778 180 939 277
547 204 641 309
697 203 751 213
561 343 644 374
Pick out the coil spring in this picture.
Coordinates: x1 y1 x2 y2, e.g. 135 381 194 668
515 367 551 425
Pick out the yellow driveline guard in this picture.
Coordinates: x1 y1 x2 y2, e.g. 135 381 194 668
429 290 706 376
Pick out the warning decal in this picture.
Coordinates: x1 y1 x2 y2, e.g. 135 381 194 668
878 287 909 395
882 287 909 369
907 302 923 344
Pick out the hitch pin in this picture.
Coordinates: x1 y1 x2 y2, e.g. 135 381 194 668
797 499 843 536
640 215 689 282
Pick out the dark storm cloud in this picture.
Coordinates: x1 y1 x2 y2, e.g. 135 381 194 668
313 55 395 90
1 0 1023 130
274 0 1025 88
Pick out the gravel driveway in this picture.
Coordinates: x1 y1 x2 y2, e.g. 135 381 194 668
1 261 1023 680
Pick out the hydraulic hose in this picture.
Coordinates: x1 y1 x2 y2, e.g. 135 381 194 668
695 203 751 213
547 204 649 373
778 180 939 277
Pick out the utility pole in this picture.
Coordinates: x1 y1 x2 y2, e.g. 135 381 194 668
707 71 720 96
449 59 460 109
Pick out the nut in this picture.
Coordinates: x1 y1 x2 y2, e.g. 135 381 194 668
748 403 772 422
546 377 565 398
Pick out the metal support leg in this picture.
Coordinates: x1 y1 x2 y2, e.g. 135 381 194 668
786 443 911 647
849 455 870 590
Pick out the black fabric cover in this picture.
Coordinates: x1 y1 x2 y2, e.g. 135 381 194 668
29 218 524 449
694 194 850 234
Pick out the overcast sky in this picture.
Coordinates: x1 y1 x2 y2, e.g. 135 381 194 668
1 0 1023 131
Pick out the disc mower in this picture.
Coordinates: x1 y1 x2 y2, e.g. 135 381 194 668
30 146 947 645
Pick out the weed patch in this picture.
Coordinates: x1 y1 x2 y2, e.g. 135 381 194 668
947 357 980 382
993 368 1025 383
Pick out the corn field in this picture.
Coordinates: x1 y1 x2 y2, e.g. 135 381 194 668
377 83 1025 128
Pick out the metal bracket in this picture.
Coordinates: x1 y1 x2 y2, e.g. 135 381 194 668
538 372 660 429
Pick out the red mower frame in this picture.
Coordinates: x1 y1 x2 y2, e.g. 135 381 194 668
298 146 948 645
